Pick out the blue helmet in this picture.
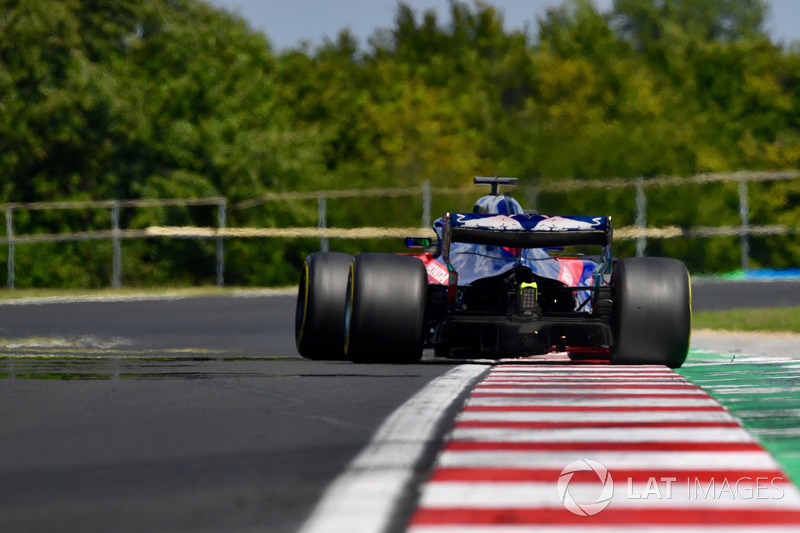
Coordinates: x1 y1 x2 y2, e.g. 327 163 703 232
473 194 524 215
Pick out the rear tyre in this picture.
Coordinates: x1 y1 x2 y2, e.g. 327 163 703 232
610 257 691 368
345 253 427 364
295 252 354 360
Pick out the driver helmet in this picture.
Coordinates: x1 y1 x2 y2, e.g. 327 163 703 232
473 194 524 215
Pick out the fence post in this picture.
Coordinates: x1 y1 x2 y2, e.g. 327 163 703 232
216 198 227 287
635 177 647 257
526 184 538 213
5 207 14 290
111 201 122 288
422 180 431 228
739 179 750 271
318 195 329 252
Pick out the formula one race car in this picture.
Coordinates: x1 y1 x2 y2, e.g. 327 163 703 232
295 177 691 368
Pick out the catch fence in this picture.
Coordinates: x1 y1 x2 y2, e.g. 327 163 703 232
2 170 798 289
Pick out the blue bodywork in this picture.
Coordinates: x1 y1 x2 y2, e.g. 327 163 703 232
407 180 617 358
421 196 612 310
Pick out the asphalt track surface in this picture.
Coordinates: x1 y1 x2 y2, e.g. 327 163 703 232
0 280 797 532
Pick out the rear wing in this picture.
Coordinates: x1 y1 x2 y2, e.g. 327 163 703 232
446 213 612 248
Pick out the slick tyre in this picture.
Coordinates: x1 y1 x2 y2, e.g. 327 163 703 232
345 253 427 364
295 251 354 360
610 257 691 368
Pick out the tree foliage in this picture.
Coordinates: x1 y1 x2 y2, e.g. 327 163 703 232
1 0 799 286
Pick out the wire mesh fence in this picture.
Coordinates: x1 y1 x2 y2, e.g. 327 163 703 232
2 170 799 288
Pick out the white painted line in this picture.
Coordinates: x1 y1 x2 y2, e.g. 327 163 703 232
450 426 754 443
438 451 780 470
496 364 670 368
754 428 800 437
694 376 800 384
299 364 487 533
482 377 689 383
473 387 706 395
467 397 722 407
489 368 679 373
704 387 800 394
693 372 800 381
686 359 800 366
418 481 800 508
483 374 691 380
457 410 737 423
741 409 800 418
488 372 680 377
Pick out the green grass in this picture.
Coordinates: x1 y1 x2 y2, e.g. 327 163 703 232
693 307 800 333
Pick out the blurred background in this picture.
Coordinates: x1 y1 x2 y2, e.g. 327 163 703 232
2 0 799 289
